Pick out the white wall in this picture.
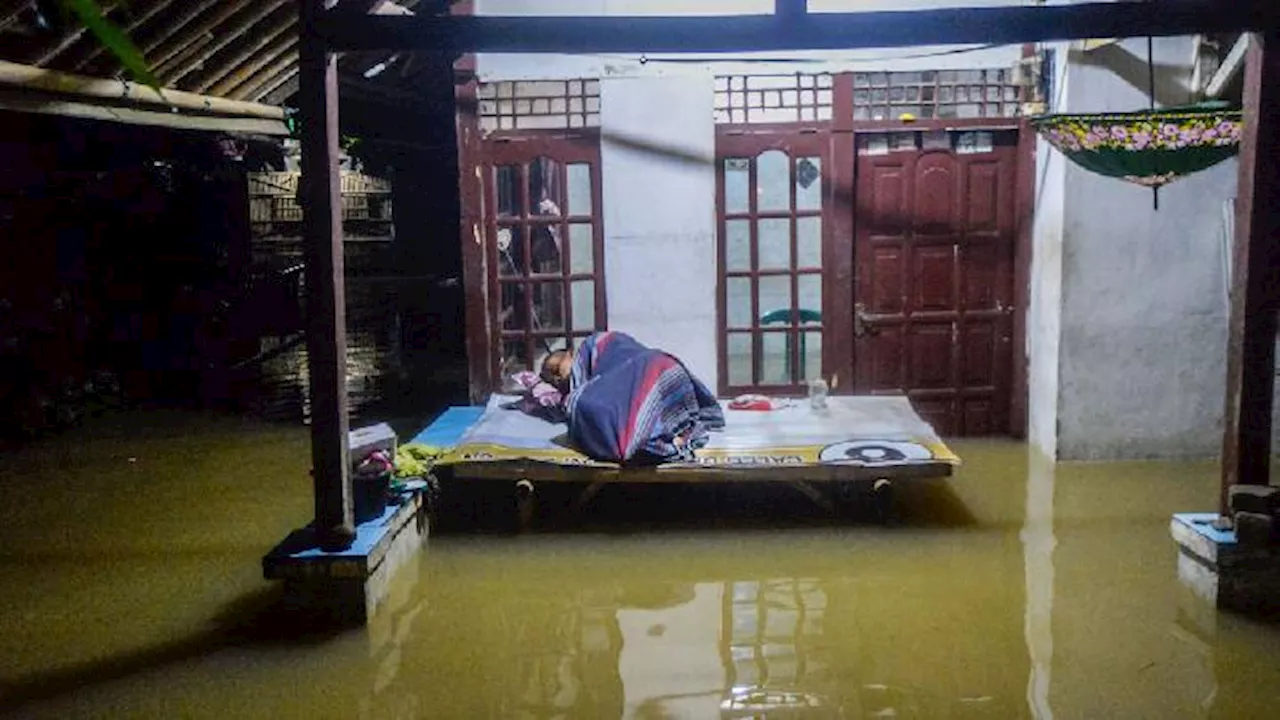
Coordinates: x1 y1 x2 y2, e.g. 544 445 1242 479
474 0 1032 393
472 1 1251 456
600 75 720 387
1028 42 1070 459
1041 37 1239 460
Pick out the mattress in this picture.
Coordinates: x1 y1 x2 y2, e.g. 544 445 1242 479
411 394 959 473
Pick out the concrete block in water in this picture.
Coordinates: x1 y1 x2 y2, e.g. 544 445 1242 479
1171 512 1280 615
1228 484 1280 516
263 489 430 626
1234 511 1276 548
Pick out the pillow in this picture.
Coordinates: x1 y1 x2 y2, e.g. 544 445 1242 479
506 371 567 423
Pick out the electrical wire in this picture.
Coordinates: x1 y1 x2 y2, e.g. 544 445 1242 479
588 42 1013 67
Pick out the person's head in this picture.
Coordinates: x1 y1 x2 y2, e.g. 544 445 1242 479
540 349 573 391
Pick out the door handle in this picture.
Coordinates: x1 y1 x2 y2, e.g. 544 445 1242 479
854 303 879 338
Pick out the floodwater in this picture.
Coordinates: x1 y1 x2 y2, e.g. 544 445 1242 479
2 412 1279 719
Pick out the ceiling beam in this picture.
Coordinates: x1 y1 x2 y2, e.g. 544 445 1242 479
146 1 246 74
0 1 29 33
138 0 219 58
332 0 414 16
188 7 297 93
209 35 298 98
66 0 176 72
26 1 120 67
258 72 300 106
316 1 1278 54
233 52 300 102
1207 33 1250 97
157 0 291 86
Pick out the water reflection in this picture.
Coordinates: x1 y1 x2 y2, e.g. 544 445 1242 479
1021 449 1056 720
5 419 1280 718
386 523 1032 720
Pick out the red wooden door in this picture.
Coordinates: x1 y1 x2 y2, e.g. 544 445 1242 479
852 130 1017 436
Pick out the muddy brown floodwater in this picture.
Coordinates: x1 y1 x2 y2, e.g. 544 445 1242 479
1 412 1279 719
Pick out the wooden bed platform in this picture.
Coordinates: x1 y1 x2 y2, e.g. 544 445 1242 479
409 395 959 525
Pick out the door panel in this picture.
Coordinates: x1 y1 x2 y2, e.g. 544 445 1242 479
853 130 1017 436
716 131 832 395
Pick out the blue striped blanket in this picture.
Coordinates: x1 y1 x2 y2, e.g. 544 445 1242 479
565 332 725 465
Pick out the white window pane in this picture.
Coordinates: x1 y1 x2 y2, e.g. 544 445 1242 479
726 219 751 272
727 277 753 329
797 217 822 269
795 156 822 211
803 330 823 382
762 332 790 385
798 275 822 319
758 276 791 322
728 333 752 387
724 158 750 213
567 163 592 216
569 223 593 274
571 280 595 330
758 218 791 271
756 150 789 212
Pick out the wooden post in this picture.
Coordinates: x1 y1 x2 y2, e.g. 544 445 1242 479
775 0 806 23
1220 32 1280 516
298 0 354 548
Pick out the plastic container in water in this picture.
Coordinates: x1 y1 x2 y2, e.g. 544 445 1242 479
808 378 829 410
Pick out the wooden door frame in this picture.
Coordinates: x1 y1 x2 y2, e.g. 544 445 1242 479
477 128 607 389
714 128 834 397
842 117 1034 438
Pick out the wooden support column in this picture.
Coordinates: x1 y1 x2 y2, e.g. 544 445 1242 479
298 0 354 548
1220 32 1280 515
451 0 492 402
775 0 806 22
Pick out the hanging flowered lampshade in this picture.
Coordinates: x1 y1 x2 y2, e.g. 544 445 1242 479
1030 103 1243 189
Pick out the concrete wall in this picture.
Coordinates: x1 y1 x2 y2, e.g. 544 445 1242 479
471 2 1255 457
599 76 720 387
1037 37 1239 460
472 0 1028 391
1027 42 1070 459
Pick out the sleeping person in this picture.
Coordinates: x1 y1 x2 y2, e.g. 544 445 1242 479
539 331 724 465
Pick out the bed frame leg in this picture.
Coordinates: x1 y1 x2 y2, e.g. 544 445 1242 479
515 479 536 532
573 481 607 513
872 478 896 524
791 480 837 515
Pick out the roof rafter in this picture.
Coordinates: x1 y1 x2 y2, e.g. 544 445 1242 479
157 0 291 86
65 0 176 72
187 5 297 93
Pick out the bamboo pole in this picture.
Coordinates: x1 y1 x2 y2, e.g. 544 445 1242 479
148 33 216 84
27 2 121 67
159 0 292 87
228 49 299 101
257 71 301 106
190 8 297 93
0 89 289 135
0 59 286 119
138 0 219 57
146 0 246 74
0 1 28 33
208 35 297 98
67 0 176 72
